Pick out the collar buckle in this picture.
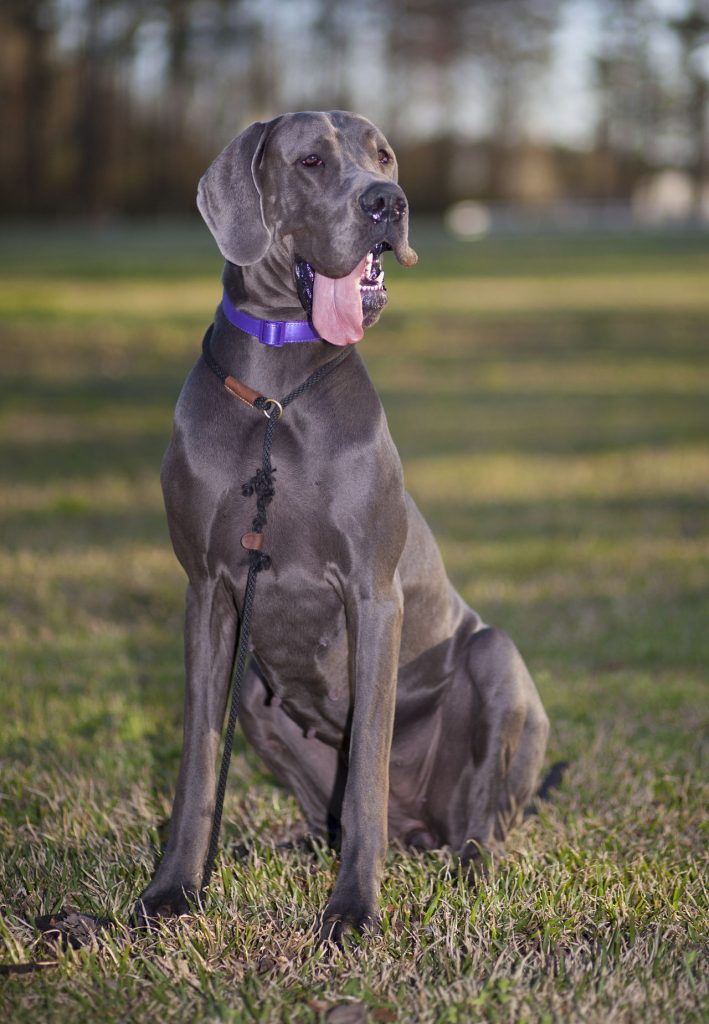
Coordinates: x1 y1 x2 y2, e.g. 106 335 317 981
259 320 284 347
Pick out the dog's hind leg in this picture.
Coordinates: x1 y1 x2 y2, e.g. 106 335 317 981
134 576 237 922
238 662 345 842
438 627 549 872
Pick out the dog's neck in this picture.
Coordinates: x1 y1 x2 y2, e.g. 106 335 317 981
214 258 344 395
222 251 305 322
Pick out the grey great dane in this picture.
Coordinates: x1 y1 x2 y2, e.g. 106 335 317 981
135 111 549 941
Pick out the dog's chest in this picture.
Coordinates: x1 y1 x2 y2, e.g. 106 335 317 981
167 366 406 727
247 560 353 730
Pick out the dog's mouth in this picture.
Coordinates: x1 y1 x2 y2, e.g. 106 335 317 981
294 242 392 346
360 241 389 293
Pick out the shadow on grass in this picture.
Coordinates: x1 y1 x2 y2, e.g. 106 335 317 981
417 492 708 544
1 385 706 488
373 309 709 358
383 391 708 460
1 490 705 555
0 436 169 485
0 507 171 550
2 296 707 821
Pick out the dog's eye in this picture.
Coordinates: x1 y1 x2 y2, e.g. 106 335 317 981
378 149 391 165
301 154 324 168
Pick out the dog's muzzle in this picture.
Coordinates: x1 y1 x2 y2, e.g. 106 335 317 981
294 241 391 329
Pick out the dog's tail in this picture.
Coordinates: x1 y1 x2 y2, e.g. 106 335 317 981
524 760 569 817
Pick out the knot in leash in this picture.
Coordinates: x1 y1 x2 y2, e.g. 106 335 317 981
242 463 276 572
242 464 276 506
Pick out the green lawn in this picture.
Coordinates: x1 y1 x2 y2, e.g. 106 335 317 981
0 222 707 1022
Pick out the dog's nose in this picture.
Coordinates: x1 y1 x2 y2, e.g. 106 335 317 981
359 183 407 225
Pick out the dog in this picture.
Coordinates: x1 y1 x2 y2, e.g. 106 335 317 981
135 111 549 942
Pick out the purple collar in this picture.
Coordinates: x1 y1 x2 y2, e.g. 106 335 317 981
221 290 321 347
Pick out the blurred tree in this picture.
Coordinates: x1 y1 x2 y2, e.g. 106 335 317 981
74 0 145 216
592 0 655 200
381 0 564 204
668 2 709 208
0 0 707 217
0 0 55 214
591 0 709 204
314 0 354 111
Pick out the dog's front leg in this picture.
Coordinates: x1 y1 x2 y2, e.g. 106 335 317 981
320 580 403 943
133 577 236 923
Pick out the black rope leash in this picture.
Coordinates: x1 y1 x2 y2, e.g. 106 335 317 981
200 325 351 892
0 328 349 971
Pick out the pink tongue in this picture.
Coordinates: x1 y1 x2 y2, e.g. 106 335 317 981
312 257 366 345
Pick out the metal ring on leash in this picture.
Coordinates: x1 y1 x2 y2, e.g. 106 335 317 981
262 398 284 420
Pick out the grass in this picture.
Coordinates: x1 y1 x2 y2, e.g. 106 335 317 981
0 220 707 1022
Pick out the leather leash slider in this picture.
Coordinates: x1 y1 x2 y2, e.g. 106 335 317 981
224 374 261 409
240 532 263 551
224 375 283 419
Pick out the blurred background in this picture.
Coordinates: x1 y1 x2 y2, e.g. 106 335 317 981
1 4 708 1017
2 0 709 231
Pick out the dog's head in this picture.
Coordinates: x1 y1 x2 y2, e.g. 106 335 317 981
197 111 417 346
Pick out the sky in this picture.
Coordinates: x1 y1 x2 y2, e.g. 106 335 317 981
497 0 704 149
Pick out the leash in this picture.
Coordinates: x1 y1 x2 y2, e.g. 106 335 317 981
0 322 350 967
199 323 352 891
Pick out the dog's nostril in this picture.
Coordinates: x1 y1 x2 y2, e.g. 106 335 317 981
360 186 407 224
391 197 407 222
360 192 387 223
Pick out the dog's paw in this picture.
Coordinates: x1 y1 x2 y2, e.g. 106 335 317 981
318 900 381 947
130 885 199 929
457 839 495 884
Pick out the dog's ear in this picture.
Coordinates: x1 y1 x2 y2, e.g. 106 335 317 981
197 121 273 266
